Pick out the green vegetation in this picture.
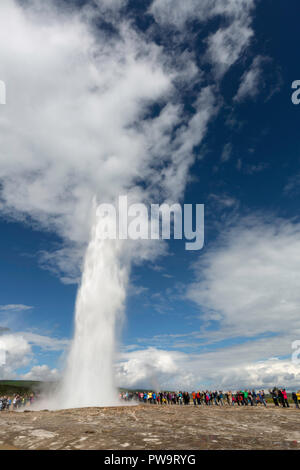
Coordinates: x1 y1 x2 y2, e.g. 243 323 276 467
0 380 42 396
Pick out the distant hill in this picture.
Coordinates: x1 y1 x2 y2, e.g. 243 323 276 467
0 380 43 396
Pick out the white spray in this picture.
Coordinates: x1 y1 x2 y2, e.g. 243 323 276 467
57 206 128 409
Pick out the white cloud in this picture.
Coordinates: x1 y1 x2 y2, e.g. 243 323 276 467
0 334 32 379
1 326 298 390
205 20 253 79
38 245 84 285
234 56 268 102
234 55 282 103
187 216 300 339
0 304 33 312
0 331 69 379
147 86 218 200
21 364 60 382
116 347 185 390
21 332 70 352
116 343 300 391
150 0 253 29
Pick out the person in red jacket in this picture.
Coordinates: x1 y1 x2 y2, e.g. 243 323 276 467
282 389 289 408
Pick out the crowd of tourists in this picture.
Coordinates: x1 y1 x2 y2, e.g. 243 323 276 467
0 394 36 411
1 388 299 411
120 388 300 408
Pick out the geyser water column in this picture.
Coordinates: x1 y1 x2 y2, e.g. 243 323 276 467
59 206 128 408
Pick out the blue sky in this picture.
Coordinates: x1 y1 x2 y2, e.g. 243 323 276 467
0 0 300 390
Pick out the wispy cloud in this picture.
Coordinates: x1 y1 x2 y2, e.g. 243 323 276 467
0 304 33 312
205 19 254 79
150 0 256 79
0 305 34 331
284 173 300 196
220 142 233 163
209 193 239 209
234 56 267 102
234 55 282 103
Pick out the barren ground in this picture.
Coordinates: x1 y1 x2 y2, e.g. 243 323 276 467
0 404 299 450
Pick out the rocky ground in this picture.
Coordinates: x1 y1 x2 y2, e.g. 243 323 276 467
0 404 299 450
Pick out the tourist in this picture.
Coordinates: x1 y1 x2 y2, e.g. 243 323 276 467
292 392 299 408
258 390 267 407
281 389 289 408
270 388 279 406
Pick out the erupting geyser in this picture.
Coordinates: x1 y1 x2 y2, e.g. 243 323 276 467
58 208 128 408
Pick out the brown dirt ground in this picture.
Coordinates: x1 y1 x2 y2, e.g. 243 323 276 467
0 404 299 450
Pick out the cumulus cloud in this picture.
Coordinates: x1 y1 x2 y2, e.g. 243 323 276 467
116 343 300 391
116 347 186 390
21 364 60 381
0 331 68 379
3 330 297 388
0 333 32 379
